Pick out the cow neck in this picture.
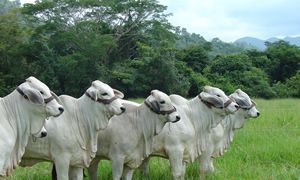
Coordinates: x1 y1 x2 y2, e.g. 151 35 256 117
213 115 235 157
0 91 34 175
73 95 111 161
213 110 246 157
186 96 225 154
134 104 161 157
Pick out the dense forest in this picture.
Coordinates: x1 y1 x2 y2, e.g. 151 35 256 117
1 0 299 98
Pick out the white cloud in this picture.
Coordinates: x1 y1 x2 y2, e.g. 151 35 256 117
159 0 300 42
20 0 35 4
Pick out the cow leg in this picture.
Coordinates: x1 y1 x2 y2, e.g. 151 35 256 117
166 148 185 180
123 165 134 180
139 157 150 178
53 154 71 180
0 153 6 176
88 158 100 180
69 166 83 180
199 152 214 175
51 163 57 180
111 156 124 180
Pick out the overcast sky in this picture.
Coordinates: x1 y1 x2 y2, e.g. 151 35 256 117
20 0 300 42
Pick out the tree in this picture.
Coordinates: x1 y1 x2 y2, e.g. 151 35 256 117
0 7 29 95
176 45 210 73
204 54 274 97
265 40 300 83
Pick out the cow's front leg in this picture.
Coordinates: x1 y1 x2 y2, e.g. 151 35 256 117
166 147 185 180
69 166 83 180
139 157 150 178
88 158 100 180
199 150 214 178
111 156 125 180
53 154 71 180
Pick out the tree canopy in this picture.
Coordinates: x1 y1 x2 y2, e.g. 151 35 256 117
0 0 299 98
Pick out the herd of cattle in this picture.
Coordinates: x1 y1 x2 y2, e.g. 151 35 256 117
0 76 260 180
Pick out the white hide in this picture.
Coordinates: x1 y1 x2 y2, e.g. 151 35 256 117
20 80 125 180
138 86 239 180
0 76 63 176
199 89 260 174
88 90 181 180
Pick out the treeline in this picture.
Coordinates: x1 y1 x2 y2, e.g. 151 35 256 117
0 0 299 98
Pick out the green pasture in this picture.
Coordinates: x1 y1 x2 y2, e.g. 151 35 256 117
3 99 300 179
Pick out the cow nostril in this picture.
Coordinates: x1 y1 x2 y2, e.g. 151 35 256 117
58 107 64 113
235 105 239 109
41 131 47 138
257 112 260 116
120 107 126 112
176 116 180 121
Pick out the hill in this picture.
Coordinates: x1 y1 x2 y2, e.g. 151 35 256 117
234 36 300 50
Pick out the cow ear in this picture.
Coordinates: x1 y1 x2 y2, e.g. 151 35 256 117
87 87 98 101
50 91 62 104
230 94 250 108
152 100 160 112
22 87 44 104
149 100 160 113
200 92 223 108
113 89 124 99
146 94 160 113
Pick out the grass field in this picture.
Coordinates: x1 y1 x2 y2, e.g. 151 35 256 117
3 99 300 180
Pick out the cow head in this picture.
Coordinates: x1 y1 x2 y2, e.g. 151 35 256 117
32 125 47 139
17 76 64 134
85 80 126 117
229 89 260 129
145 90 181 125
200 85 239 115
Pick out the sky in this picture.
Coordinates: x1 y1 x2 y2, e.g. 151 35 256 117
20 0 300 42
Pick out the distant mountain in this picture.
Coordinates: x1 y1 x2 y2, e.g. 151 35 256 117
234 36 300 50
284 36 300 46
234 37 266 50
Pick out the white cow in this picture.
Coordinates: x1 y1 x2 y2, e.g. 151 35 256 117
115 85 240 180
20 80 125 180
87 90 181 180
199 89 260 174
0 76 64 176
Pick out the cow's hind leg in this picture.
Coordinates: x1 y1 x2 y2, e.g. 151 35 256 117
88 158 100 180
123 165 134 180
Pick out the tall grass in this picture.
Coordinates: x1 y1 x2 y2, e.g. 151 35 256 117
3 99 300 179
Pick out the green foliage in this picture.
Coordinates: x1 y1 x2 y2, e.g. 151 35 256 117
265 40 300 82
272 70 300 98
205 54 275 98
176 44 210 73
0 0 299 98
175 28 209 49
209 38 250 58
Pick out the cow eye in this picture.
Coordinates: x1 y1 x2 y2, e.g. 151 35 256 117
216 94 221 97
40 91 44 95
101 93 108 96
160 101 165 104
